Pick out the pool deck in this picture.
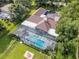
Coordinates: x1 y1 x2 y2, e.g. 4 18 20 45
12 25 56 50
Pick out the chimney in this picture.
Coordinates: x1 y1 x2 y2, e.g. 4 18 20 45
40 14 47 21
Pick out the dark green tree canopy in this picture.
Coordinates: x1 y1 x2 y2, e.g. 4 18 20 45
56 1 79 42
55 1 79 59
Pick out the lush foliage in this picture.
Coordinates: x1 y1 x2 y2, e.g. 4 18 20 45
9 0 32 23
56 1 79 41
56 1 79 59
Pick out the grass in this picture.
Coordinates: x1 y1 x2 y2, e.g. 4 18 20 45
0 19 16 56
31 0 36 6
29 8 36 15
1 41 51 59
0 19 16 31
0 36 16 58
0 35 12 54
29 0 37 15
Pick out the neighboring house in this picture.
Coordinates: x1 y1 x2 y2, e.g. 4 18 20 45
0 4 11 20
0 11 11 19
0 4 11 12
12 8 60 50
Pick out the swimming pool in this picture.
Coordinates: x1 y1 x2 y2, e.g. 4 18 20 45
29 35 45 48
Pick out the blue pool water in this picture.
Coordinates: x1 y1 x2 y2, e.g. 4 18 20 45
29 35 45 48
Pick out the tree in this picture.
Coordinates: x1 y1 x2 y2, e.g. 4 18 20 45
56 1 79 59
9 0 32 23
13 0 32 7
56 1 79 42
35 0 70 12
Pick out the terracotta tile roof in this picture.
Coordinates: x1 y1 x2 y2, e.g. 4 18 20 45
34 8 46 16
25 8 59 33
36 19 57 32
27 15 43 24
47 19 57 29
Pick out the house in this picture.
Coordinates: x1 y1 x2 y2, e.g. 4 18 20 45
0 4 11 20
0 4 11 12
0 11 11 19
12 8 60 50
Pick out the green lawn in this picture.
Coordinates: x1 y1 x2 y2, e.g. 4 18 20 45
29 0 36 15
1 41 51 59
0 36 12 54
0 19 16 31
0 35 16 58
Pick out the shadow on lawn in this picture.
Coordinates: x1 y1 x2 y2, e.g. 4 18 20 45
0 35 12 54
